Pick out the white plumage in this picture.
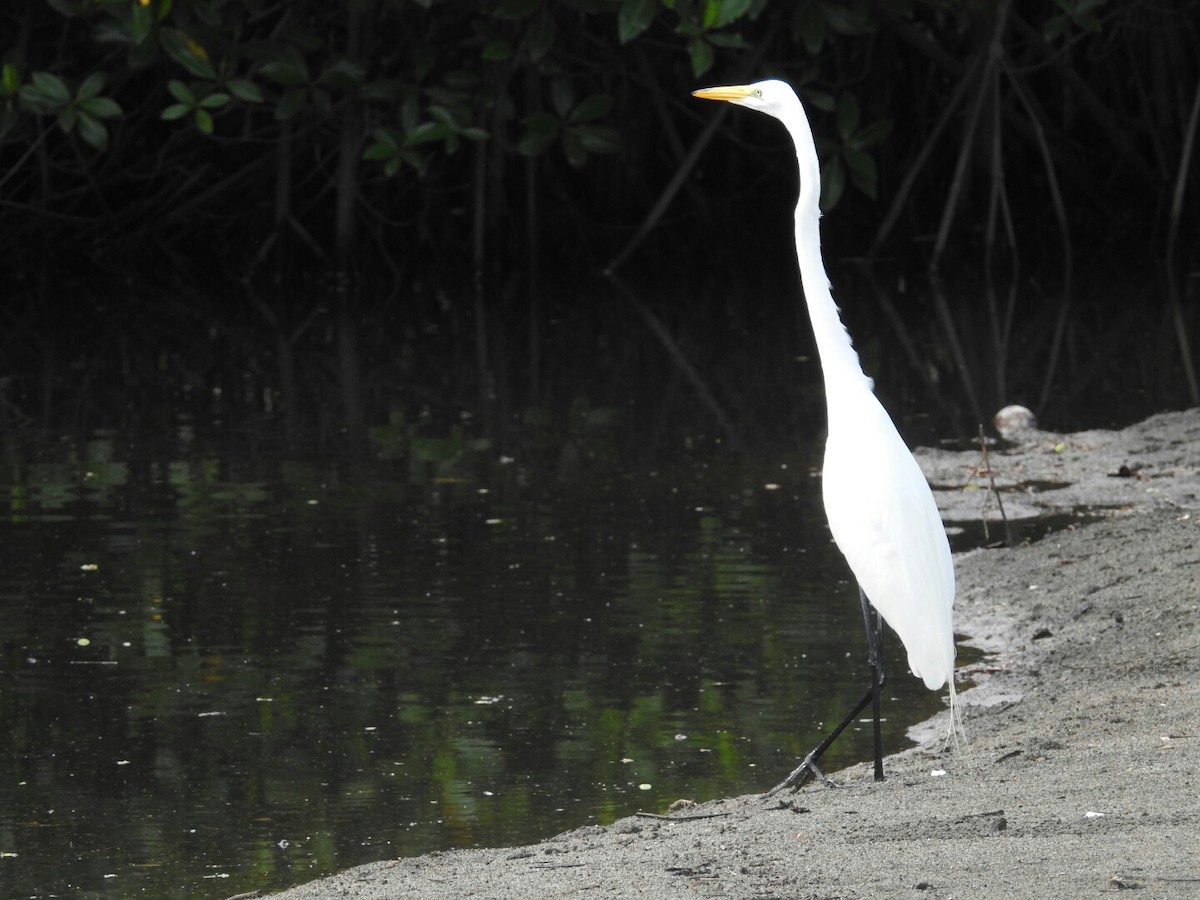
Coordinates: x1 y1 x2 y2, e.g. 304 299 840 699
693 79 958 777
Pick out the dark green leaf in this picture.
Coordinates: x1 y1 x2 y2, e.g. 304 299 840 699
792 1 826 55
76 111 108 150
161 103 191 121
160 29 217 80
260 55 310 87
495 0 541 19
550 78 574 118
275 88 307 121
359 78 406 103
2 64 18 96
482 40 513 61
195 107 214 134
707 31 749 48
1070 0 1105 31
823 2 874 36
226 79 264 103
198 92 231 109
835 93 860 140
57 107 77 133
401 149 427 175
526 7 556 61
843 147 876 181
77 72 105 100
820 154 844 210
442 70 482 90
320 59 367 89
572 123 621 154
562 131 587 168
168 79 195 104
618 0 657 44
369 127 401 152
846 157 877 200
711 0 754 28
846 119 891 151
93 22 132 46
568 93 613 123
191 0 221 26
522 110 560 134
19 85 63 115
130 1 153 44
45 0 80 15
428 105 456 128
31 71 72 105
78 96 122 118
802 88 835 113
687 37 713 77
128 37 157 68
399 95 419 131
516 115 559 156
413 45 435 80
363 142 396 161
403 121 452 147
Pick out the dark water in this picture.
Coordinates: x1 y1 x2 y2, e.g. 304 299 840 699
0 431 949 898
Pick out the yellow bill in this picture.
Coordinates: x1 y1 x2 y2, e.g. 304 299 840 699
692 85 758 103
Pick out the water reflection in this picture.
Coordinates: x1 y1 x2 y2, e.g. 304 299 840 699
0 436 947 898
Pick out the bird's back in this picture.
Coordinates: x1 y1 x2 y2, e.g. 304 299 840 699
821 387 955 692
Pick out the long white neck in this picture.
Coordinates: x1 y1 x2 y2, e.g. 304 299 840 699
777 102 874 403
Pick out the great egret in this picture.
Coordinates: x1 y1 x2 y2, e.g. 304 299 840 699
693 80 958 792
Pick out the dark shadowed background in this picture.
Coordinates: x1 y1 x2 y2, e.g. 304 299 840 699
1 1 1197 896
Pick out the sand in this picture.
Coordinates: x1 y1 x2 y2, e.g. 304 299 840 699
264 409 1200 899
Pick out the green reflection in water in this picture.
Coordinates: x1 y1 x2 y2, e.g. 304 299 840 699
0 436 949 898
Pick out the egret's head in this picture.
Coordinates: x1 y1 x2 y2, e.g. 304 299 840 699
692 79 798 117
693 78 818 204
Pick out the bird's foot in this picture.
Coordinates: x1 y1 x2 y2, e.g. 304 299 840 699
762 751 839 797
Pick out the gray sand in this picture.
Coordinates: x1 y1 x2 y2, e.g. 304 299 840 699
267 409 1200 899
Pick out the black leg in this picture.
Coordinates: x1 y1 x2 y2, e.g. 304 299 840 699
763 585 888 796
860 586 885 782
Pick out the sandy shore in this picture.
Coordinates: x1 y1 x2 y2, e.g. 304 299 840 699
267 409 1200 899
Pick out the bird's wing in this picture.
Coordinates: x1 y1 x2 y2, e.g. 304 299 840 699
822 394 955 691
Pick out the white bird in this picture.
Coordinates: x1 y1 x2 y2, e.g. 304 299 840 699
693 80 958 791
